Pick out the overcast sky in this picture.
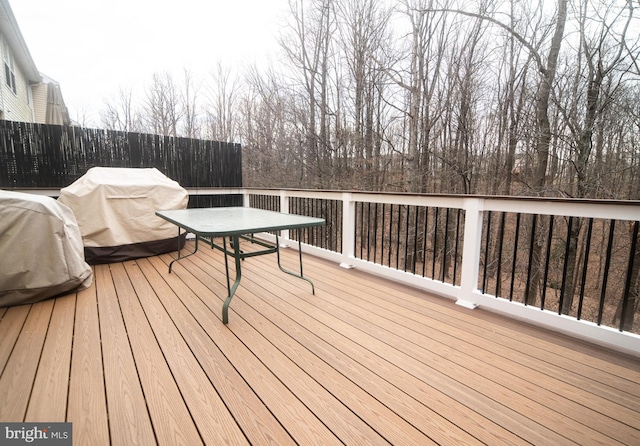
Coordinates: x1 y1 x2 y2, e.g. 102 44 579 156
10 0 290 125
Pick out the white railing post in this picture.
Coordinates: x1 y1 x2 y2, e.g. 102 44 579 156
457 197 483 309
280 190 290 246
340 192 355 268
242 191 250 207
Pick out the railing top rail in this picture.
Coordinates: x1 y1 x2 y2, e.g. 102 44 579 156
240 187 640 206
8 186 640 204
9 186 640 204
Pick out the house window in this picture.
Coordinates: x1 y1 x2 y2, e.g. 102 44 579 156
2 40 16 94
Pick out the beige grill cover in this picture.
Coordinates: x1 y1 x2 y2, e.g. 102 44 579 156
0 190 93 307
58 167 188 248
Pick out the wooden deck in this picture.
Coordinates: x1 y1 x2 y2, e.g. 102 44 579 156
1 239 639 445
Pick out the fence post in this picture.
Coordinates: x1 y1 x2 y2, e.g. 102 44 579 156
340 192 355 269
457 197 482 309
280 190 290 246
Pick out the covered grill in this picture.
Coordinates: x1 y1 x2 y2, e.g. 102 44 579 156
0 190 92 307
58 167 189 264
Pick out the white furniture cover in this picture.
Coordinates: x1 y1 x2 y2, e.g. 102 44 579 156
58 167 189 263
0 190 93 307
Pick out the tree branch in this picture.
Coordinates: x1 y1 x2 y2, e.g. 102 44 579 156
420 8 545 74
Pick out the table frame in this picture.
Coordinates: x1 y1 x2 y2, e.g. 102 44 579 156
156 208 325 324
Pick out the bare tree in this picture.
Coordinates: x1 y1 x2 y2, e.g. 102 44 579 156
242 65 297 187
143 72 182 137
101 87 141 132
337 0 392 190
496 0 537 195
563 0 638 198
204 62 240 143
558 0 639 315
280 0 337 187
72 106 92 129
180 69 201 139
392 0 451 193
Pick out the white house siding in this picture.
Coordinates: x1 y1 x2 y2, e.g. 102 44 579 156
31 82 47 123
0 34 35 122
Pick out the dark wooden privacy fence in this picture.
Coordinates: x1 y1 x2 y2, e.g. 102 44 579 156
0 120 242 206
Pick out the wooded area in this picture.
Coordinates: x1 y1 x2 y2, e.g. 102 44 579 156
97 0 639 200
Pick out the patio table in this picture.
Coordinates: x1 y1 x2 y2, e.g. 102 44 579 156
156 207 325 324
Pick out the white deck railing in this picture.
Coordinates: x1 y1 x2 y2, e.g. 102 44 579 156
187 187 640 358
16 187 640 357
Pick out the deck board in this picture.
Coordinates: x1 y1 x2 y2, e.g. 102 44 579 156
0 300 53 421
67 282 110 445
291 256 639 443
140 255 297 446
1 239 639 445
239 254 572 445
95 263 155 445
110 262 204 446
188 253 484 445
124 260 249 445
26 294 75 422
157 253 345 446
0 305 30 376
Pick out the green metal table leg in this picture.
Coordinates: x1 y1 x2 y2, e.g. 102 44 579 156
222 235 243 324
276 231 315 294
168 228 199 273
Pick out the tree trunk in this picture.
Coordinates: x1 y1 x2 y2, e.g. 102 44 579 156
526 0 567 305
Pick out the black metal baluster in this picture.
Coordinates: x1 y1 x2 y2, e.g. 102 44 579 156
453 208 462 287
327 199 333 251
334 199 339 252
577 218 594 320
495 212 506 297
558 217 573 315
333 199 337 251
338 199 342 253
381 203 386 267
396 204 402 269
509 213 521 302
294 197 300 241
357 202 363 259
422 207 429 278
366 202 372 261
303 198 308 243
541 215 554 310
404 205 411 272
432 208 439 279
482 211 492 293
388 204 393 268
373 202 379 265
619 220 639 332
312 198 317 246
310 198 314 244
524 214 538 306
442 208 450 283
413 205 420 274
598 220 616 325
